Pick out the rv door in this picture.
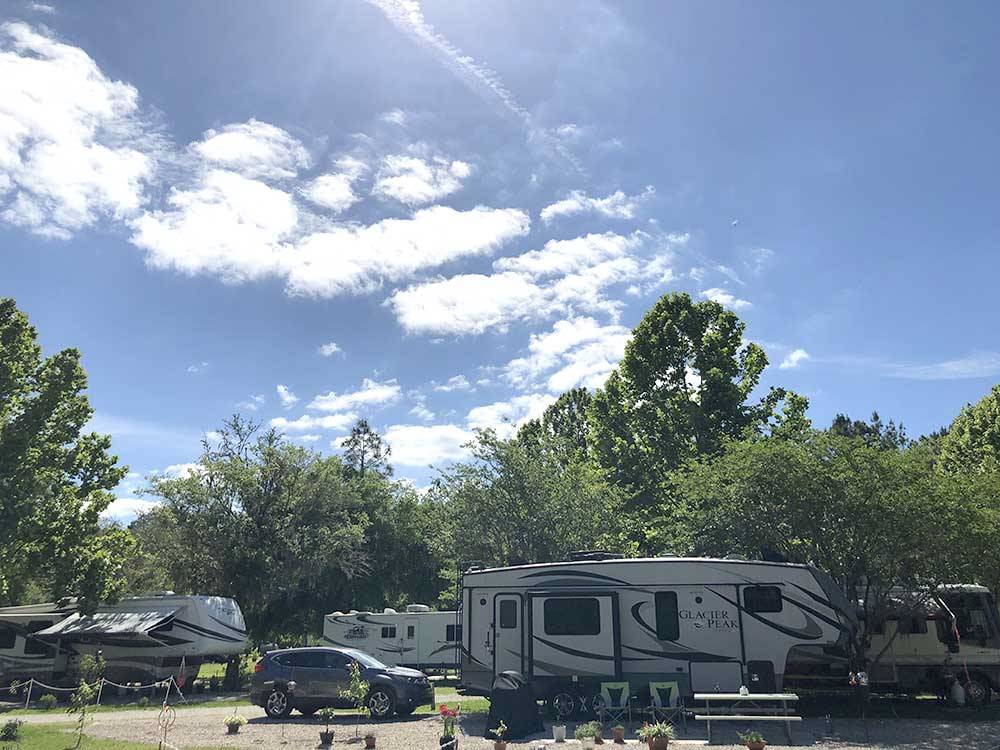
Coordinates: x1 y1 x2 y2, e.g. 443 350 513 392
494 594 523 675
403 618 418 666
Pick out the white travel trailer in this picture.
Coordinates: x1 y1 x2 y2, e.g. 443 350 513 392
323 605 461 671
0 593 246 688
459 555 855 714
786 584 1000 705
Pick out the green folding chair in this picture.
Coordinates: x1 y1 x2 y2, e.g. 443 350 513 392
593 681 632 728
648 681 687 733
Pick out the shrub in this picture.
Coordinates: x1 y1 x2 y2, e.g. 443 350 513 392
739 730 766 744
137 696 150 708
637 722 676 741
38 693 58 711
574 723 598 740
223 712 247 728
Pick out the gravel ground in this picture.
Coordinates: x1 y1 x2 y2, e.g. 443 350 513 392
27 705 1000 750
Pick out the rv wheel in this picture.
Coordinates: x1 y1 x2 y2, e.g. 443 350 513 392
367 687 396 718
963 675 992 707
265 687 292 719
547 691 575 718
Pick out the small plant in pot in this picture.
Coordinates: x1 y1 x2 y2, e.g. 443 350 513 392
739 730 767 750
439 703 460 749
552 722 567 743
612 724 626 744
318 707 338 746
365 730 377 748
575 721 599 750
223 711 247 735
489 719 508 750
591 721 605 744
637 721 676 750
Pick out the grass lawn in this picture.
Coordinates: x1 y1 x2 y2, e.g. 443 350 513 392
195 662 228 680
2 695 252 717
8 723 217 750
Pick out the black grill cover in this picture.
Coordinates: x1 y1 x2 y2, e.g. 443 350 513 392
485 671 543 740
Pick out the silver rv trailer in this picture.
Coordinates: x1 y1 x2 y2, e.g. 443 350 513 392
0 594 247 688
459 555 854 713
323 605 461 670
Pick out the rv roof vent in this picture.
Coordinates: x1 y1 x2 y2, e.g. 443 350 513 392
348 609 359 614
331 611 345 616
383 608 397 614
406 604 431 613
567 550 621 562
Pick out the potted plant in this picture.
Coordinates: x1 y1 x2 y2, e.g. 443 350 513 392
318 707 337 746
739 730 767 750
339 663 371 741
489 719 508 750
439 703 460 749
552 723 567 743
223 711 247 735
365 731 377 748
592 721 605 744
575 721 598 750
612 725 626 744
637 722 675 750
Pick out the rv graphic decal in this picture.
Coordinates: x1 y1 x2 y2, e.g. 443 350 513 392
344 625 368 640
708 589 824 641
519 570 629 586
680 608 738 630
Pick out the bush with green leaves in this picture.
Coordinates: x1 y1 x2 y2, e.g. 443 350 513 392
318 706 338 735
137 695 150 708
637 722 676 741
223 712 247 729
739 729 766 744
338 661 370 739
67 681 96 750
38 693 58 710
574 722 598 740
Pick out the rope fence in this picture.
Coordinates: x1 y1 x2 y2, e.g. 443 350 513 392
10 675 186 709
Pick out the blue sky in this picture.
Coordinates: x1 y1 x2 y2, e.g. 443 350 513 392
2 0 998 520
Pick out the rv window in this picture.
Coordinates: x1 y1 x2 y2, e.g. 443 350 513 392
381 626 397 639
499 600 518 629
544 598 600 636
24 621 52 656
654 591 680 641
0 626 15 650
898 615 928 635
446 624 463 641
407 625 415 639
744 586 783 613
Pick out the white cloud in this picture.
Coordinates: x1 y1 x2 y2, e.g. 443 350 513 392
160 462 202 479
433 375 472 392
236 394 266 411
187 361 208 373
409 402 435 421
505 317 631 392
373 153 471 206
276 384 299 408
700 287 752 310
888 352 1000 381
285 205 530 297
540 186 654 224
131 168 299 283
779 349 811 370
100 497 158 521
192 119 309 180
466 393 557 439
299 156 367 214
294 434 322 443
745 247 774 274
380 109 408 126
390 231 681 335
384 423 473 466
29 3 56 13
270 413 358 432
318 341 342 357
308 377 401 413
0 22 157 238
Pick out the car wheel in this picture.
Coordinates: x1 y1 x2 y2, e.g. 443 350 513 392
367 687 396 719
963 675 992 707
265 687 292 719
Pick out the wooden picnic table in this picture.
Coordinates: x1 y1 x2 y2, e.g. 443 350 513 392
692 692 801 743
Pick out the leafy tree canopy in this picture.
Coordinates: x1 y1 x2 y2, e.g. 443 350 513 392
0 298 132 609
939 385 1000 473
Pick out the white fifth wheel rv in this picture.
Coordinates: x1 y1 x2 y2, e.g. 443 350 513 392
459 555 855 714
322 605 461 671
786 584 1000 705
0 593 246 688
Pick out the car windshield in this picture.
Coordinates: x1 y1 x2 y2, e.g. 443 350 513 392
341 649 387 669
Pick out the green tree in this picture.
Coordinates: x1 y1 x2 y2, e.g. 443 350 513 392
589 292 784 515
0 298 133 608
674 432 994 662
342 419 392 478
829 411 908 450
432 429 635 567
939 385 1000 473
143 416 370 643
517 388 594 465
